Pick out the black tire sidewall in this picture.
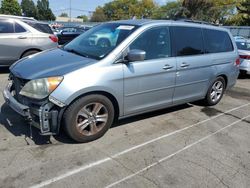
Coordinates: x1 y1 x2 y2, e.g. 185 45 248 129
63 94 114 143
205 77 225 106
22 50 39 58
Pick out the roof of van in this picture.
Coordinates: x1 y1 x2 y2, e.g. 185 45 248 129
110 19 223 30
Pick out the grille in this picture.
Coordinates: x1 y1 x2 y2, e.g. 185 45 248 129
11 74 29 103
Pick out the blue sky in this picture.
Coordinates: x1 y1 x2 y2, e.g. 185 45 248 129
15 0 173 17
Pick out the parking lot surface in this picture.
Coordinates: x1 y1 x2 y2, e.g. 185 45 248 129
0 69 250 188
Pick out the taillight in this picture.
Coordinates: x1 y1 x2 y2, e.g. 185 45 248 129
240 55 250 60
49 35 58 43
235 58 240 67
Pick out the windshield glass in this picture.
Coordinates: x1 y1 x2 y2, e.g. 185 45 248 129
64 23 138 60
236 41 250 51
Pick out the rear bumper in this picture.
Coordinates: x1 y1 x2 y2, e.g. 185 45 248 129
240 60 250 74
3 82 60 135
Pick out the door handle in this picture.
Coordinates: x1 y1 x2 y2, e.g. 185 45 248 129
18 36 27 39
163 64 173 70
180 62 190 68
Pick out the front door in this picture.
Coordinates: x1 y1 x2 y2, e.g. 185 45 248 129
0 20 31 65
123 26 177 115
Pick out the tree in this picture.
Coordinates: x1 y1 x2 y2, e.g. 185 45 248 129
59 12 69 17
91 6 108 22
174 0 237 24
36 0 55 21
21 0 37 18
91 0 156 21
152 1 182 19
0 0 22 15
237 0 250 25
77 15 89 22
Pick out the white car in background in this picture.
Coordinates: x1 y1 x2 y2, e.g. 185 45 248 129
235 39 250 76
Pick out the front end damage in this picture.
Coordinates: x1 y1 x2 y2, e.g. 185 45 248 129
3 75 64 135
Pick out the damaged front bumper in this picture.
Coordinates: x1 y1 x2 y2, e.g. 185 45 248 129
3 82 61 135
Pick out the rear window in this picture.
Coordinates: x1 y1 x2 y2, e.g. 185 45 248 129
15 22 26 33
203 29 234 53
25 21 53 34
0 21 14 33
172 26 204 56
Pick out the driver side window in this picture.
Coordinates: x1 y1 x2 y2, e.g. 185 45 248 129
129 26 171 60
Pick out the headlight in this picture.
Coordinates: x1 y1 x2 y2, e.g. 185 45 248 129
19 77 63 99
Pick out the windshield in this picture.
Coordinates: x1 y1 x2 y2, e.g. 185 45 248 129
63 23 138 60
236 41 250 51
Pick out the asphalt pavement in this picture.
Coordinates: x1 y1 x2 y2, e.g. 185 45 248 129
0 69 250 188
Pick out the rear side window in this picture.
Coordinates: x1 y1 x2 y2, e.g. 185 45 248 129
15 23 26 33
25 21 53 34
172 26 204 56
203 29 234 53
0 21 14 33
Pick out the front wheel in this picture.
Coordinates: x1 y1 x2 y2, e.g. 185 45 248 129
63 94 115 143
203 77 226 106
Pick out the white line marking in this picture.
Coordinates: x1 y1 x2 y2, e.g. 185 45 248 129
30 103 250 188
106 114 250 188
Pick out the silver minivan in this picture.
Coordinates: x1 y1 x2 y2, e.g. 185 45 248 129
0 15 58 66
3 20 239 142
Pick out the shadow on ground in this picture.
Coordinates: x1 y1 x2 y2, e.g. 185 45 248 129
0 102 193 145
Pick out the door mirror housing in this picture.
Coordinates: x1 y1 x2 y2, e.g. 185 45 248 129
127 49 146 62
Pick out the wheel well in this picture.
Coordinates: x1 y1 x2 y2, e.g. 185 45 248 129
218 74 228 88
68 91 120 121
20 48 41 58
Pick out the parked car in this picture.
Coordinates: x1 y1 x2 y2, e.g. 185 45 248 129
3 20 239 142
0 15 58 66
235 39 250 76
234 36 246 40
56 26 90 45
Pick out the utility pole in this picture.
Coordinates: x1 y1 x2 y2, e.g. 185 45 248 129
69 0 72 22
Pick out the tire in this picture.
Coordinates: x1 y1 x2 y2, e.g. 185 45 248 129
21 50 40 58
203 77 226 106
63 94 115 143
97 38 111 48
239 70 247 78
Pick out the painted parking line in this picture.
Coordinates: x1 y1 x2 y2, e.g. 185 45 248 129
30 103 250 188
106 114 250 188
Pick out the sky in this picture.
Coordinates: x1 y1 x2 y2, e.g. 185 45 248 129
12 0 174 17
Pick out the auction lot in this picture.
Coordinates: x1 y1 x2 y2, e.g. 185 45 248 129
0 68 250 188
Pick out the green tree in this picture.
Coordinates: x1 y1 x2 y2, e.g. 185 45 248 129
174 0 237 24
152 1 182 19
237 0 250 25
77 15 89 22
91 0 156 21
59 12 69 17
0 0 22 15
21 0 37 18
37 0 55 21
91 6 108 22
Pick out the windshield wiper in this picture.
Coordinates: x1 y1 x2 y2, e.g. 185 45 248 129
65 48 89 58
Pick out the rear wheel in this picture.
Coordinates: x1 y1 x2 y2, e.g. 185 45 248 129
203 77 225 106
21 50 40 58
63 94 115 143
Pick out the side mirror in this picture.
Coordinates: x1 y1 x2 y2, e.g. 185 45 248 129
127 49 146 62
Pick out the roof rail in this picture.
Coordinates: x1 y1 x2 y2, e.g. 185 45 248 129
175 19 217 26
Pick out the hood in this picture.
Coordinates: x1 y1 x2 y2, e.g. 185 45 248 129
10 48 97 80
